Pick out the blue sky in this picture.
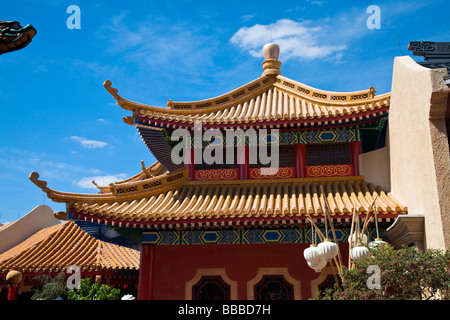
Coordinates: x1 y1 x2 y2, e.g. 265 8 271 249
0 0 448 224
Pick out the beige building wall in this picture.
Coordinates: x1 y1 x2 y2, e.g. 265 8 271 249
359 130 391 192
0 205 60 254
388 56 450 250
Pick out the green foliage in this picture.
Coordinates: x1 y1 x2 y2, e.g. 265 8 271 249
314 245 450 300
68 278 120 300
31 272 68 300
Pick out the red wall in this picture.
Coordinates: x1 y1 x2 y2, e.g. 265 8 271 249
142 242 348 300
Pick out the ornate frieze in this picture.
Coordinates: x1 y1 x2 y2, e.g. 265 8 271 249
170 78 271 110
194 168 239 181
249 167 296 179
275 77 376 102
306 164 354 178
142 227 384 245
163 128 360 148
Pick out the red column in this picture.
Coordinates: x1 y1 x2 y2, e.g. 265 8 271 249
295 144 306 178
351 141 362 176
7 286 18 300
239 146 249 180
185 147 195 181
138 245 155 300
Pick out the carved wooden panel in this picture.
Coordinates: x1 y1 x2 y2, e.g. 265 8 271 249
306 164 354 177
249 167 296 179
194 168 239 181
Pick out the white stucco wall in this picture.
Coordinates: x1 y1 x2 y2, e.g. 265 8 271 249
0 205 60 254
359 130 391 192
389 56 450 250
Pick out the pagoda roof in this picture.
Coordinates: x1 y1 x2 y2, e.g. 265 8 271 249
0 221 140 274
104 74 390 130
30 170 406 230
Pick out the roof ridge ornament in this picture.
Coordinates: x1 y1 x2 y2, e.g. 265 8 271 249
29 172 50 193
262 43 282 77
103 80 122 102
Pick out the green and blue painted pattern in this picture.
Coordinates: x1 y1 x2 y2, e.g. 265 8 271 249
142 227 384 245
164 128 360 148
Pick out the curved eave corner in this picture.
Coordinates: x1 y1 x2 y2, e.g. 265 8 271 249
29 171 116 204
103 79 165 114
29 167 189 205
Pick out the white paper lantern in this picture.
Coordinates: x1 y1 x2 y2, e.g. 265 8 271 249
350 246 370 261
308 259 327 273
317 239 339 262
303 245 323 265
348 233 368 246
368 238 387 248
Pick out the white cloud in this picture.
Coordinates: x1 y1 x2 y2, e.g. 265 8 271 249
98 13 219 84
74 174 129 189
0 147 89 183
70 136 108 149
241 14 256 22
230 19 347 61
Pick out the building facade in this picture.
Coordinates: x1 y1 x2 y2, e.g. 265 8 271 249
28 43 424 300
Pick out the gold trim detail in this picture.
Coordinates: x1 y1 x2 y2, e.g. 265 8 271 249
29 167 189 203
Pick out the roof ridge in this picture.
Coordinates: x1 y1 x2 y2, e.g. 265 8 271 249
105 77 275 115
273 79 391 107
93 160 167 191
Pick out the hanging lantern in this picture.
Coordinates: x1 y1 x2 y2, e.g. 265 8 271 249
350 246 370 261
368 238 387 248
303 244 323 266
6 269 22 285
304 244 326 272
317 239 339 262
6 269 22 301
308 258 327 273
348 233 368 246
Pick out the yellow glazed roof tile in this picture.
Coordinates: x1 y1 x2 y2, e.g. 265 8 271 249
57 177 406 228
103 75 390 129
0 221 140 274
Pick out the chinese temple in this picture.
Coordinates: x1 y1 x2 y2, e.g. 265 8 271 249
28 43 414 300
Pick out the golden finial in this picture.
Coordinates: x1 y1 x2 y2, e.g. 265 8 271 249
262 43 282 77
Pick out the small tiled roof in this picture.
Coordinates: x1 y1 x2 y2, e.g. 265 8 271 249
104 75 390 129
0 221 140 274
